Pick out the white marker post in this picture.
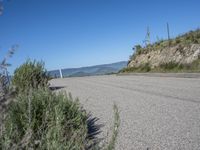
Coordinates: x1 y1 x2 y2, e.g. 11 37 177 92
59 69 63 78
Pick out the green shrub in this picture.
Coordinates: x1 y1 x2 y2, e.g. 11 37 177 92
159 62 180 70
134 44 143 55
193 39 199 44
119 63 151 73
140 63 151 72
175 38 181 44
195 31 200 39
0 88 96 150
12 60 50 92
188 58 200 70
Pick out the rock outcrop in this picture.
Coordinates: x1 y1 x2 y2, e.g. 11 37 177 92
128 44 200 68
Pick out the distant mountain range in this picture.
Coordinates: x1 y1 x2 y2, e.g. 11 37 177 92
48 61 127 78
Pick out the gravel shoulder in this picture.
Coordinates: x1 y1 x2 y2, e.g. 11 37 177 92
50 75 200 150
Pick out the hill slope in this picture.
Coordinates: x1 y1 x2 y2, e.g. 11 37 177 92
49 61 127 78
122 29 200 72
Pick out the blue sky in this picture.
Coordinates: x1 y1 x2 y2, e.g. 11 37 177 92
0 0 200 73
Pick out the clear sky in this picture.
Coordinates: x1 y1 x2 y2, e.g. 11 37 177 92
0 0 200 73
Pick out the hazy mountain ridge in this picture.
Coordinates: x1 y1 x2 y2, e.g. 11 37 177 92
48 61 127 78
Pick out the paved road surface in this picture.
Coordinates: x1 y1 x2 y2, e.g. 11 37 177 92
118 73 200 78
50 75 200 150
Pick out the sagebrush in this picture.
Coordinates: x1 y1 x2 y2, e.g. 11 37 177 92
12 60 50 92
0 88 97 150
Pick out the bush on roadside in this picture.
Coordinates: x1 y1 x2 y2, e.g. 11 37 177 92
12 60 50 92
159 61 180 70
140 63 151 72
119 63 151 73
0 88 96 150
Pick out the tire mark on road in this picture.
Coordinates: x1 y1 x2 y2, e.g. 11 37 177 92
78 78 200 104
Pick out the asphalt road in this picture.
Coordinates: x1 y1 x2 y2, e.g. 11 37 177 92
50 75 200 150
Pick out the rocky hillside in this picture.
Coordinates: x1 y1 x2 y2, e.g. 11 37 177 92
128 44 200 68
125 29 200 72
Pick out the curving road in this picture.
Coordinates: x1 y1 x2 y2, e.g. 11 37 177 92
50 75 200 150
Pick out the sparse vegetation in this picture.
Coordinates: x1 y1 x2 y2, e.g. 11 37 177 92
106 103 120 150
154 60 200 72
159 62 183 70
124 28 200 73
129 29 200 60
120 59 200 73
120 63 151 73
